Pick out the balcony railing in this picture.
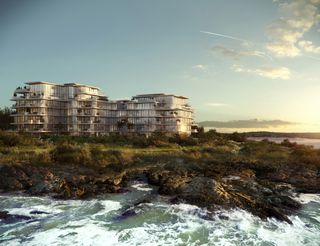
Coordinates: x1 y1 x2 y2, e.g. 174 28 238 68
14 86 31 93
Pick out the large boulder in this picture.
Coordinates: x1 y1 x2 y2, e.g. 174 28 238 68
178 177 230 209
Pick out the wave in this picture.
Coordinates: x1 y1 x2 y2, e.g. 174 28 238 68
0 193 319 246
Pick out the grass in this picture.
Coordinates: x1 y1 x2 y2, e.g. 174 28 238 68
0 130 320 173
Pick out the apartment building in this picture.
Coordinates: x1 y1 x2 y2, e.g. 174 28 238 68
11 82 194 136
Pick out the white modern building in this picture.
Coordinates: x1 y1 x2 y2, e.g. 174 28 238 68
11 82 194 136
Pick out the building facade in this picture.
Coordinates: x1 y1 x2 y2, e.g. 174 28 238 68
11 82 194 136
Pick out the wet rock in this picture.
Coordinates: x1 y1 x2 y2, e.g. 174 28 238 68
0 165 32 191
75 187 87 198
0 164 128 199
0 157 313 224
179 177 231 208
218 214 229 220
157 173 300 223
114 208 137 221
0 211 32 224
30 210 50 215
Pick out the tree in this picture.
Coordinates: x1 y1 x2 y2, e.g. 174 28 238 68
116 118 134 134
0 107 13 130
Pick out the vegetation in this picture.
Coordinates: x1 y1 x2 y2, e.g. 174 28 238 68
0 107 13 130
0 129 320 172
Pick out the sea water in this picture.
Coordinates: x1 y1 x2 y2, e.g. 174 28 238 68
0 181 319 246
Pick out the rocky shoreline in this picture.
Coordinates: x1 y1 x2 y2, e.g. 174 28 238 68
1 153 319 225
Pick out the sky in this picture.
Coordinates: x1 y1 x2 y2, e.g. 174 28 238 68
0 0 319 131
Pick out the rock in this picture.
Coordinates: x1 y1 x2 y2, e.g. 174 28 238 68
179 177 231 208
0 211 32 224
30 210 50 215
75 187 87 198
158 175 193 195
114 208 137 221
0 158 309 224
0 165 32 191
218 214 229 220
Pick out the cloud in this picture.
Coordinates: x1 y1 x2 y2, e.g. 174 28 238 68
267 0 320 57
199 119 297 128
211 46 266 60
266 42 300 57
232 65 291 80
255 67 291 80
205 103 230 107
192 64 207 70
298 40 320 54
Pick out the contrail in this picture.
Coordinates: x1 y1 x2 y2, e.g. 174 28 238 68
200 30 247 43
201 31 320 62
201 30 274 62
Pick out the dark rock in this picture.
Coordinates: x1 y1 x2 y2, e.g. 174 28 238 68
218 214 229 220
0 157 312 224
114 208 137 221
179 177 229 208
30 210 50 215
0 211 32 224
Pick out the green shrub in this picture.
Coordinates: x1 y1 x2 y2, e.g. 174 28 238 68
90 145 110 166
51 142 91 165
0 131 22 147
289 145 320 167
226 132 247 142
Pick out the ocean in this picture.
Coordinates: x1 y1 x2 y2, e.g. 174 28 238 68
248 137 320 149
0 180 319 246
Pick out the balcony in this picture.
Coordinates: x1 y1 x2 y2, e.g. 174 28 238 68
29 94 44 99
35 129 45 132
11 95 26 100
14 86 31 93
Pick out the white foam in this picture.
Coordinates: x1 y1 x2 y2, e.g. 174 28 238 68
293 193 320 204
257 215 319 246
130 183 153 191
94 200 122 216
1 194 320 246
25 220 120 246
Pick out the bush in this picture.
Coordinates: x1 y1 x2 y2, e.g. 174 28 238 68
0 107 13 130
51 142 91 165
281 139 298 148
289 145 320 167
239 140 290 164
226 132 246 142
169 133 199 146
0 131 22 147
90 145 110 166
0 131 47 147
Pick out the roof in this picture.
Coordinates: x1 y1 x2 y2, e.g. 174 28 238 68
63 83 100 90
133 93 188 99
26 81 57 86
25 81 101 90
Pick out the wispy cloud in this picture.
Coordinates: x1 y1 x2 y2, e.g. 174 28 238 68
211 45 267 60
201 30 272 61
192 64 207 70
232 65 291 80
205 102 230 107
199 119 297 128
255 67 291 80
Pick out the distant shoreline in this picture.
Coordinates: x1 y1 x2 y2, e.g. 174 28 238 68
243 131 320 140
203 128 320 139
